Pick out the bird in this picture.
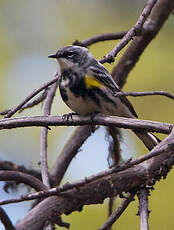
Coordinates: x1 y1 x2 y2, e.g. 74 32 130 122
48 45 160 150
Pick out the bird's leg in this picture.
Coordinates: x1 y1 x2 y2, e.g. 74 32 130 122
90 112 99 124
62 112 78 125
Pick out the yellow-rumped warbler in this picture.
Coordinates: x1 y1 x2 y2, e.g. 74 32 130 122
48 45 160 150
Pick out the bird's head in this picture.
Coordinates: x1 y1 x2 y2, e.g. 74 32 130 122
48 45 93 70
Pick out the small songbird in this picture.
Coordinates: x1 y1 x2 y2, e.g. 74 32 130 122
49 45 160 150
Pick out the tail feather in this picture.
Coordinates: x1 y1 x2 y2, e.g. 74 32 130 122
133 130 160 151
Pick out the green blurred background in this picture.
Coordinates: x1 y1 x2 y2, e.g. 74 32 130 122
0 0 174 229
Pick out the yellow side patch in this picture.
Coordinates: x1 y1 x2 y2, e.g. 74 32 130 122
85 75 103 88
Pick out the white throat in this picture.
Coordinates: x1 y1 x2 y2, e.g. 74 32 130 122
57 58 75 71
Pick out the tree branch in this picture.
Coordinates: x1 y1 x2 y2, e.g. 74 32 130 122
112 0 174 88
99 0 157 64
0 170 46 191
0 109 11 116
137 188 150 230
0 115 172 134
18 89 48 113
2 75 59 118
0 207 15 230
39 73 59 230
115 91 174 100
99 192 136 230
40 73 59 188
1 128 174 206
0 160 41 181
0 1 173 229
14 129 174 230
73 31 128 47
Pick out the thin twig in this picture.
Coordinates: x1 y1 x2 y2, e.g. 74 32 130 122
107 196 115 230
99 192 136 230
115 91 174 100
1 130 174 206
99 0 157 64
0 160 41 181
19 88 48 113
108 196 114 217
40 126 50 188
112 0 174 89
0 115 172 134
73 31 128 47
0 207 15 230
0 170 47 191
40 72 59 188
0 109 11 116
0 85 48 116
3 76 59 118
40 73 59 230
137 188 150 230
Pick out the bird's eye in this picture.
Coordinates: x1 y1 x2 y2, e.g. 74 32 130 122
67 53 74 58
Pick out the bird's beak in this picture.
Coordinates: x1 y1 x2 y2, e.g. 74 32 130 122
48 54 58 59
48 52 67 70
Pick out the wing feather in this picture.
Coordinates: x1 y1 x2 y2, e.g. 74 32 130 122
88 61 138 118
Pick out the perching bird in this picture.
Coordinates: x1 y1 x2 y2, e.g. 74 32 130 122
48 45 160 150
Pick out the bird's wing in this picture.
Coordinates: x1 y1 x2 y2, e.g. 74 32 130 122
88 61 138 118
88 61 120 93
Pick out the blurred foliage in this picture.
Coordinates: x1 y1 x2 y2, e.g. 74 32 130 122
0 0 174 229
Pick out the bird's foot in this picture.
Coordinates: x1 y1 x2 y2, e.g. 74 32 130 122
90 112 99 124
62 112 78 125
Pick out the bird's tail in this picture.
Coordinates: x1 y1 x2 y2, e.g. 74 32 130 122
133 130 160 151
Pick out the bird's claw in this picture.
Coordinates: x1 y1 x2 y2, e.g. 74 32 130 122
62 112 78 125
